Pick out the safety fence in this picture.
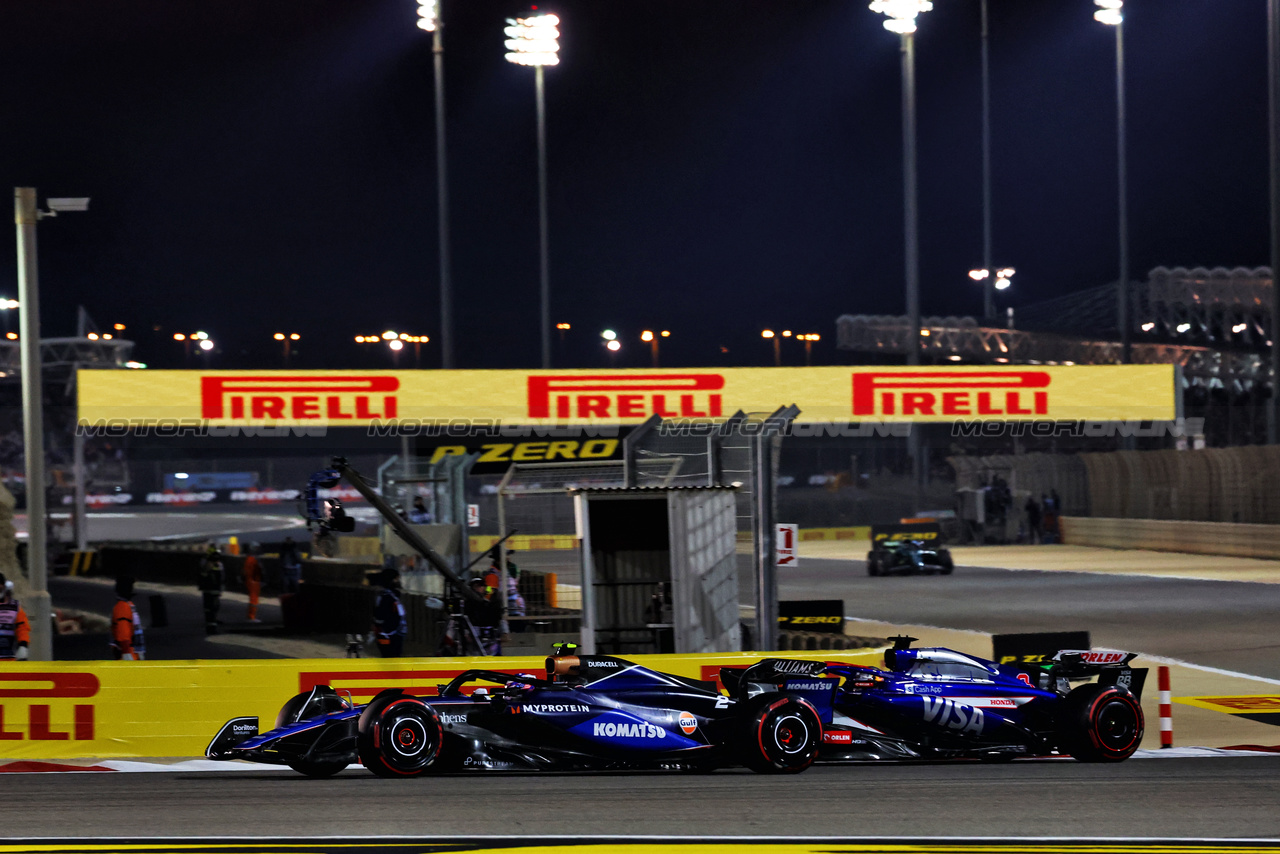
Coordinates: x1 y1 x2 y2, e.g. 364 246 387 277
0 649 883 760
1060 516 1280 559
951 444 1280 525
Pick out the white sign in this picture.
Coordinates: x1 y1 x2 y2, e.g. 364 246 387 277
467 504 481 528
775 523 798 566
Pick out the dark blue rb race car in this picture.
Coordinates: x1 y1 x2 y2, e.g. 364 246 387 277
817 636 1147 763
207 645 837 777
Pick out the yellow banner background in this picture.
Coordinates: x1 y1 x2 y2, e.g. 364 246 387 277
0 651 881 759
77 365 1178 426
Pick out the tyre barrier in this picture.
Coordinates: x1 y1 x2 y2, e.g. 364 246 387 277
776 631 884 652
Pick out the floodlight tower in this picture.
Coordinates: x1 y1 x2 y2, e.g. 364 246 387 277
505 11 561 369
869 0 932 367
1094 0 1130 364
417 0 454 369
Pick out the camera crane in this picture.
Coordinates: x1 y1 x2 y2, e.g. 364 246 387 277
302 456 485 605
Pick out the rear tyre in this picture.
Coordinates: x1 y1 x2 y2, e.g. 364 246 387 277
287 758 349 778
739 694 822 774
1059 683 1144 763
866 554 880 577
357 696 444 778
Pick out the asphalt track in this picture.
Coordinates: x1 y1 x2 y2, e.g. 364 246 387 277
779 558 1280 680
1 756 1278 839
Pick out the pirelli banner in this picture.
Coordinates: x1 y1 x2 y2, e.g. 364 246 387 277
77 365 1178 428
0 651 880 760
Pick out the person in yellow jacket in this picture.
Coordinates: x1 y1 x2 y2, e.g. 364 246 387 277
0 574 30 660
111 576 145 660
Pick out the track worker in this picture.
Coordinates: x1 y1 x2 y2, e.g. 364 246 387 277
371 569 407 658
110 576 145 660
242 543 263 623
0 574 30 661
198 548 225 634
280 536 302 595
464 576 504 656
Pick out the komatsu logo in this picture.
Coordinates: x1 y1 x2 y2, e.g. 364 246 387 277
921 697 986 735
201 375 399 421
527 374 725 420
852 371 1050 418
593 721 667 739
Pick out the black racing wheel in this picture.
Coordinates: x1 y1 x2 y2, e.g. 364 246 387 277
287 758 349 778
357 695 444 777
1058 683 1144 762
866 553 880 576
739 693 822 774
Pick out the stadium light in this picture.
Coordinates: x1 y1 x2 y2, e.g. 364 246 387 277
505 11 561 368
1095 0 1130 364
869 0 932 35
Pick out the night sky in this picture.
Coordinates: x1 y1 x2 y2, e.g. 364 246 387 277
0 0 1269 371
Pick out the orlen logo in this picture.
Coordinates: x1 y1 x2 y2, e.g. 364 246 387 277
1081 650 1128 665
201 375 399 421
852 371 1050 418
678 711 697 735
822 730 853 745
527 374 725 420
0 672 99 741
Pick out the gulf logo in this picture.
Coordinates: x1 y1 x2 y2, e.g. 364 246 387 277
678 711 697 735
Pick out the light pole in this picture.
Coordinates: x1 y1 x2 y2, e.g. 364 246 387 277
1095 0 1130 364
761 329 780 366
505 11 561 369
980 0 994 320
1269 0 1280 444
870 0 932 368
273 332 300 366
871 0 932 511
15 189 89 661
417 0 454 369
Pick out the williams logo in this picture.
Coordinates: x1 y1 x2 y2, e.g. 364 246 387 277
201 375 399 421
852 371 1050 418
527 374 725 420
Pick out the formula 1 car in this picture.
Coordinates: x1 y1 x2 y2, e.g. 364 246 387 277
817 637 1146 763
865 538 954 576
206 646 833 777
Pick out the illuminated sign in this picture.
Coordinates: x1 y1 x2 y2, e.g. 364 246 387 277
77 365 1178 427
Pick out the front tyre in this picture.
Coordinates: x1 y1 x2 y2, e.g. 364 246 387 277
1059 683 1144 763
357 696 444 778
739 694 822 774
288 758 349 778
866 554 880 577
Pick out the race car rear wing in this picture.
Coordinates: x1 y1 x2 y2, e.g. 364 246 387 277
721 658 827 701
1047 649 1147 700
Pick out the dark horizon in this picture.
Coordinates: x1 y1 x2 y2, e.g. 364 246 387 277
0 0 1269 371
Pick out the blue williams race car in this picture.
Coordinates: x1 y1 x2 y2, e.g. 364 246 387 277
816 637 1147 763
207 646 835 777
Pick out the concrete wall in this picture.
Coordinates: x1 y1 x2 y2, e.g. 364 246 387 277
1061 516 1280 559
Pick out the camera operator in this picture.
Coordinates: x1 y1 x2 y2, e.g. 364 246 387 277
371 568 407 657
463 576 503 655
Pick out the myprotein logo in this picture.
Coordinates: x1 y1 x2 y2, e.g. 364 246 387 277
201 375 399 421
0 672 99 741
852 371 1050 418
527 374 725 420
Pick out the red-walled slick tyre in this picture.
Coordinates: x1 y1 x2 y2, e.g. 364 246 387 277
357 696 444 778
1059 683 1144 763
739 694 822 774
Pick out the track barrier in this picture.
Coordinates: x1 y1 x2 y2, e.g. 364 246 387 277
0 649 883 761
1159 665 1173 748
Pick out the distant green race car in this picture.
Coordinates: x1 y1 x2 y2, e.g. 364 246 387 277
866 538 954 577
